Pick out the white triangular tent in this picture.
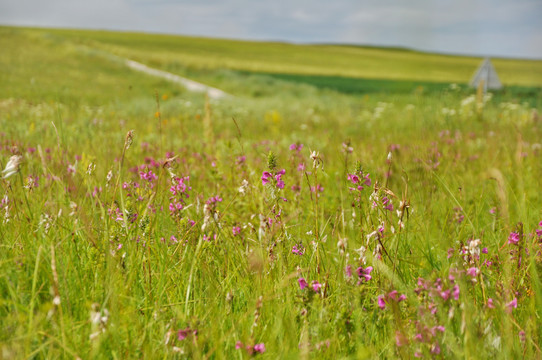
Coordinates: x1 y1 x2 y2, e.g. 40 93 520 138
470 58 503 91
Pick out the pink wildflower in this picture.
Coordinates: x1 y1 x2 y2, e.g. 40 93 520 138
311 281 322 292
466 267 479 277
487 298 495 309
452 285 460 300
298 278 308 290
253 343 266 353
508 232 520 245
356 266 373 283
377 296 386 309
292 244 305 256
261 171 272 185
345 265 353 278
506 298 517 313
347 174 360 184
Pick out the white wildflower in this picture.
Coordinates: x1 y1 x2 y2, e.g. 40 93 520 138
238 179 249 195
86 162 96 176
354 246 366 264
106 170 113 186
2 155 23 179
2 195 9 224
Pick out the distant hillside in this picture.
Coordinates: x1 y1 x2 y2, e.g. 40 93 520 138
3 26 542 87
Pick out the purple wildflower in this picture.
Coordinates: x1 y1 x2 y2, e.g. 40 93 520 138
356 266 373 283
311 281 322 292
506 298 517 313
377 296 386 309
508 232 520 245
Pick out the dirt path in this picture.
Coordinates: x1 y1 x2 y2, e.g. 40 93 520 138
124 59 229 99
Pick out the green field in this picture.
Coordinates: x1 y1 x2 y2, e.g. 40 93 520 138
1 26 542 358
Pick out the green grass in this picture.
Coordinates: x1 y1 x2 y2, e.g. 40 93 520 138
0 26 541 359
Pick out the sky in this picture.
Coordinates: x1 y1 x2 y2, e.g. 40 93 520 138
1 0 541 59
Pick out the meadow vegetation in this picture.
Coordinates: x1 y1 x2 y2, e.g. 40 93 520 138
1 26 542 358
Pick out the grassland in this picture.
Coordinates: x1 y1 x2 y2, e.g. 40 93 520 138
1 26 542 359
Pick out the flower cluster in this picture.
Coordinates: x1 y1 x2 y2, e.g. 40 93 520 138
177 327 198 341
508 232 520 245
291 243 305 255
377 290 407 310
298 277 322 293
345 265 374 285
347 172 371 192
236 341 266 355
261 169 286 190
168 176 191 217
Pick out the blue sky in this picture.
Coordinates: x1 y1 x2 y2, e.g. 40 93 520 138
1 0 541 59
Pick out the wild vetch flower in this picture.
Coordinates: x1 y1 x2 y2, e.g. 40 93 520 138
206 195 223 206
292 244 305 255
356 266 373 283
253 343 266 353
536 221 542 237
290 143 303 152
506 298 517 313
342 142 353 153
347 174 360 184
382 196 393 211
345 265 353 278
298 278 308 290
261 169 286 189
232 226 241 236
387 290 407 302
311 281 322 292
487 298 495 308
466 267 479 277
236 155 246 165
311 184 324 195
439 290 451 301
235 341 243 349
377 296 386 309
2 155 22 179
261 171 272 185
508 232 520 245
275 169 285 189
177 327 197 341
433 325 445 333
452 285 460 300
